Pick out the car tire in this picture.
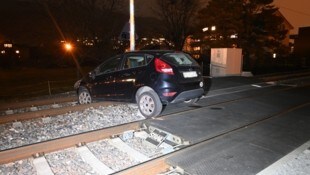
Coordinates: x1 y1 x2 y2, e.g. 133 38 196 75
78 88 92 104
138 91 162 118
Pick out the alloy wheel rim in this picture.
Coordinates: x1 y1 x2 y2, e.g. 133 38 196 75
79 92 91 104
140 94 155 115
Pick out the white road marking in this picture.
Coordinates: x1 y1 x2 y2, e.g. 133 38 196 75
257 140 310 175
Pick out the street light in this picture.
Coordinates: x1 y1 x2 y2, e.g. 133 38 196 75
64 43 73 52
62 42 82 79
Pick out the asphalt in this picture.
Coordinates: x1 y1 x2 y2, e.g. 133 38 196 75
147 76 310 175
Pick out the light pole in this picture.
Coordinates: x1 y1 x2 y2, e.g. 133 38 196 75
130 0 135 51
63 42 83 79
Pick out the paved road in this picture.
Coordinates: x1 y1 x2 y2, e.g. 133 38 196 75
148 76 310 175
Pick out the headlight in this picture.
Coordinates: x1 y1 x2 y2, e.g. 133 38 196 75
199 81 204 88
74 79 82 90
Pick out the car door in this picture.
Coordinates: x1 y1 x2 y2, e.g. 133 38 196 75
114 53 148 101
91 56 122 99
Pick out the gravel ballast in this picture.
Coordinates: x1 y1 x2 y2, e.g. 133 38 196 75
0 104 144 151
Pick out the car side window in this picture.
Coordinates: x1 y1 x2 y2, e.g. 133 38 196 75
124 55 146 69
145 54 154 63
96 57 121 75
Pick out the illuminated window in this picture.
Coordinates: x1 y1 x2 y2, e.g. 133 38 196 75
230 34 238 38
16 50 20 54
1 50 5 54
202 27 209 32
193 54 200 59
193 47 201 51
211 26 216 31
273 53 277 58
4 44 12 48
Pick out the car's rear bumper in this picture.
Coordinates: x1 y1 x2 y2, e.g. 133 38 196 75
170 88 204 103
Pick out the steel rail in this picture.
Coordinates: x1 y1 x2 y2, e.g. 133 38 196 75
0 101 123 124
0 121 140 164
0 96 76 111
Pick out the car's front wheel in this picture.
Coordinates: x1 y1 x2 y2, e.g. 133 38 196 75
138 91 162 118
78 88 92 104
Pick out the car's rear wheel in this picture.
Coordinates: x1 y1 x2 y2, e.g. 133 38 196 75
78 88 92 104
138 91 162 118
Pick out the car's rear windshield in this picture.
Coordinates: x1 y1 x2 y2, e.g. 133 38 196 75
161 53 199 66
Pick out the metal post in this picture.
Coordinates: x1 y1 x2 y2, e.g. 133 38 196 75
129 0 135 51
48 81 51 96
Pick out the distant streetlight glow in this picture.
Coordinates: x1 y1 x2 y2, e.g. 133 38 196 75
202 27 209 32
15 50 20 54
211 26 216 31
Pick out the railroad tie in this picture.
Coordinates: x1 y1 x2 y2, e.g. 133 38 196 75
33 157 54 175
76 146 114 175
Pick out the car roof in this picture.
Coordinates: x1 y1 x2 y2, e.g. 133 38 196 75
125 50 178 57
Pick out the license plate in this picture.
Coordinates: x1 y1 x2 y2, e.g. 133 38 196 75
183 71 198 78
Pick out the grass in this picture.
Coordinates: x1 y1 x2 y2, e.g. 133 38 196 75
0 67 92 102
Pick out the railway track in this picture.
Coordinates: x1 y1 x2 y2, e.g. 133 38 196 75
0 95 76 112
1 73 309 125
1 82 307 175
115 102 309 175
0 101 123 124
0 79 278 125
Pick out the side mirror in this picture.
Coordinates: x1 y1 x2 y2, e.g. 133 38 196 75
89 71 96 80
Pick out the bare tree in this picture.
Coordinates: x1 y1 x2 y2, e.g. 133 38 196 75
155 0 200 50
42 0 124 42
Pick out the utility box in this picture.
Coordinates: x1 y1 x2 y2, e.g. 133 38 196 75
210 48 242 77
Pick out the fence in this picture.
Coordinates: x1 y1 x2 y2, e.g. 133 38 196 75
0 79 77 101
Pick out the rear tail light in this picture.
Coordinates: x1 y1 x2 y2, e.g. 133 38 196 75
155 58 174 75
163 92 177 97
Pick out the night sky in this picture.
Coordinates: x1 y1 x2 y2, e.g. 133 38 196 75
118 0 310 35
134 0 310 34
0 0 309 43
274 0 310 34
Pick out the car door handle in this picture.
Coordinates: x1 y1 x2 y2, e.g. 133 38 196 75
123 73 131 77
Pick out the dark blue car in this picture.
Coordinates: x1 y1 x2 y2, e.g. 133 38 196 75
74 50 204 118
